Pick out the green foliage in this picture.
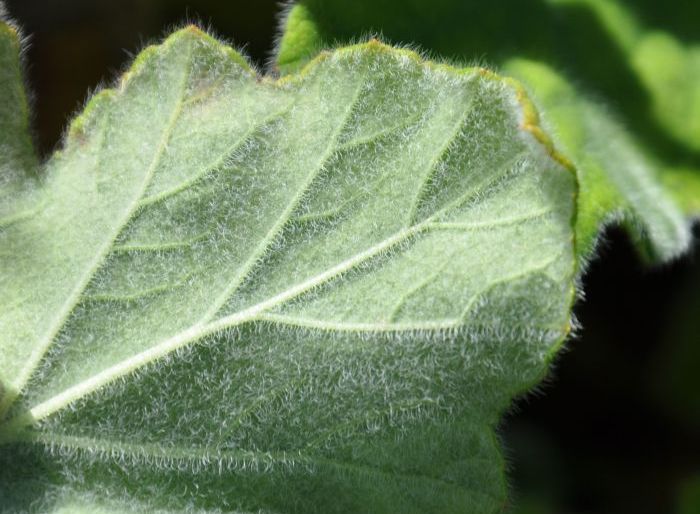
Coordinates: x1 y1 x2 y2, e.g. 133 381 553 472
0 18 580 513
277 0 700 259
0 0 697 512
0 12 37 226
504 59 688 261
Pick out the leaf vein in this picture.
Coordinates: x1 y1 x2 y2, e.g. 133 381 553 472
1 40 197 416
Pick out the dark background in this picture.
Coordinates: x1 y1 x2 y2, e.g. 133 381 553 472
4 1 699 513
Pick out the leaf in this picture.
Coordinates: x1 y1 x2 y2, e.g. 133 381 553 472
0 10 38 228
275 0 699 260
0 23 577 513
549 0 700 214
551 0 700 150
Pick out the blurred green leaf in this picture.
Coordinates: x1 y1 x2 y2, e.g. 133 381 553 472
0 11 38 225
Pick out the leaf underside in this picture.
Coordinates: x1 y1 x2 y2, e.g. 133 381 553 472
0 21 580 514
3 0 699 511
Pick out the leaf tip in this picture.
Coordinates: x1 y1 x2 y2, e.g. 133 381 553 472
66 88 116 142
167 23 254 74
168 23 215 48
183 23 205 36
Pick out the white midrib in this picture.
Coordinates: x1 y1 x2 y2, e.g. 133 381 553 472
0 67 549 437
3 72 376 432
0 43 196 418
19 211 564 428
19 222 427 427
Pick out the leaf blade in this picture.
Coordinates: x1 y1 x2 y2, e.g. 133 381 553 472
1 29 576 513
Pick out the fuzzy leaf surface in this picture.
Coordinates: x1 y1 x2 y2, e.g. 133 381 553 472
0 23 576 514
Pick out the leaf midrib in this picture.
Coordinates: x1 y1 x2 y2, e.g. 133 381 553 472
2 54 555 448
0 70 383 434
16 196 561 432
17 221 428 429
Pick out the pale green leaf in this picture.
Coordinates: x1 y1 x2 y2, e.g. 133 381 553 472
0 25 576 513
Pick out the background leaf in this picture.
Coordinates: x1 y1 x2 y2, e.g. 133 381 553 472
0 9 37 237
